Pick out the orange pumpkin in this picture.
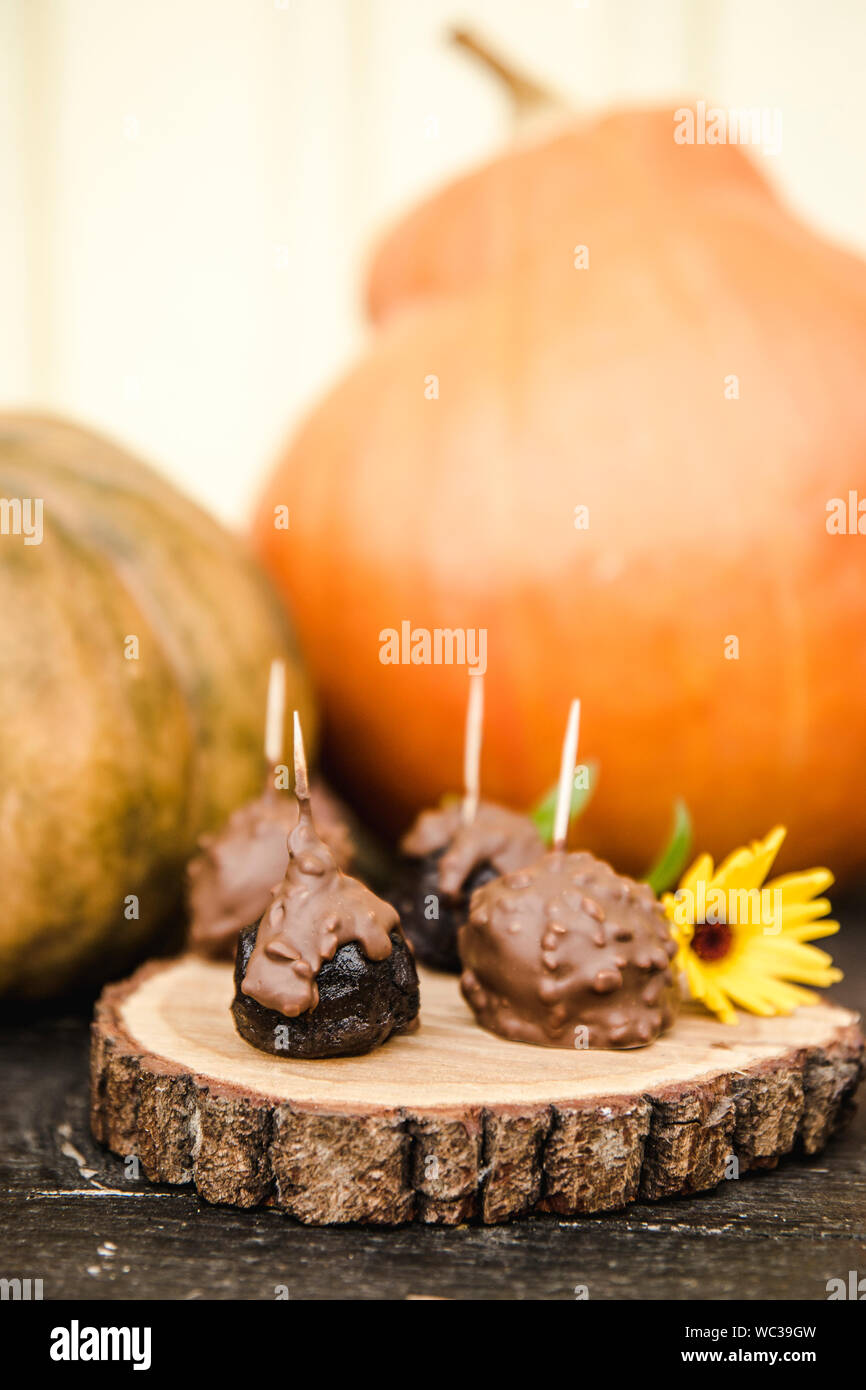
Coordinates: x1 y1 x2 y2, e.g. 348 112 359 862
253 62 866 882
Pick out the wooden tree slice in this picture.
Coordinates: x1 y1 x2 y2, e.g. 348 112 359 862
91 955 865 1226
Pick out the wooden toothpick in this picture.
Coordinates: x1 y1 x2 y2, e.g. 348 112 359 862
264 659 287 768
462 674 484 824
292 709 310 804
552 699 581 852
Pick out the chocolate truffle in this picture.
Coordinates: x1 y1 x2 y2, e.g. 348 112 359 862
187 779 354 959
232 797 419 1059
393 800 545 973
458 850 679 1049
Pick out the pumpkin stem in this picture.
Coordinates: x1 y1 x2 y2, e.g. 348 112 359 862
450 29 562 117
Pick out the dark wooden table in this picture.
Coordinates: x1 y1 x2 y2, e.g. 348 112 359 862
3 905 864 1301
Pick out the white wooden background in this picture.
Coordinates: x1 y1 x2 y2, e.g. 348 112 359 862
2 0 865 524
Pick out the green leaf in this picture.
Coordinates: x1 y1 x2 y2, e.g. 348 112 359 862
530 760 598 845
644 799 693 895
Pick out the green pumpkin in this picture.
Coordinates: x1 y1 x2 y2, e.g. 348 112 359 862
0 413 316 997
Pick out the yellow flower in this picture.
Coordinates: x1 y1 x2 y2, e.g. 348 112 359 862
662 826 842 1025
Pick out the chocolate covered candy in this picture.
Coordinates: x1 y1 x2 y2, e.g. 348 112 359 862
394 799 544 972
187 779 354 959
459 850 679 1049
232 794 419 1058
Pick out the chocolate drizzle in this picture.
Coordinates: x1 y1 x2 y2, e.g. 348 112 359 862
459 850 679 1050
241 798 398 1017
401 800 543 898
187 778 353 959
